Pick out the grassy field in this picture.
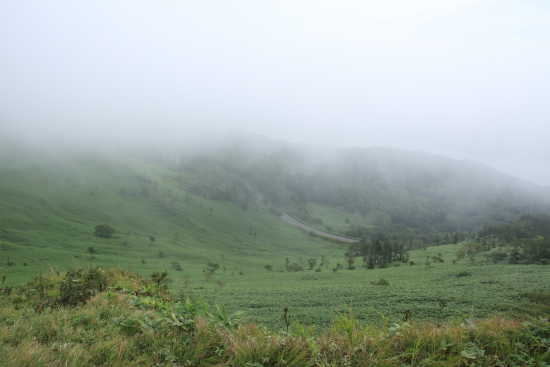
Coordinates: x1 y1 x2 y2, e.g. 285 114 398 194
1 266 549 366
0 145 343 286
1 144 549 332
185 243 550 329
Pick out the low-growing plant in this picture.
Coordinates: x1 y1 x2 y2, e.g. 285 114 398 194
370 277 390 286
456 271 472 277
2 268 550 366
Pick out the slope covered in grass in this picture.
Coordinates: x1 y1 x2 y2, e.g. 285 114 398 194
0 142 342 286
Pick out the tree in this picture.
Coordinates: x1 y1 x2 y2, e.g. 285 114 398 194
206 262 220 274
149 236 156 246
307 258 317 270
150 270 169 287
203 270 213 281
346 251 355 270
461 242 485 260
171 261 182 271
214 279 226 290
373 211 392 227
94 224 115 238
87 246 96 259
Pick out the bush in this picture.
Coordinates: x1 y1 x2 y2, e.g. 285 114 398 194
94 224 115 238
371 277 390 286
456 271 472 277
287 263 301 272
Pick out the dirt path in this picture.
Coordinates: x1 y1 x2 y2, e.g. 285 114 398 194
280 212 359 243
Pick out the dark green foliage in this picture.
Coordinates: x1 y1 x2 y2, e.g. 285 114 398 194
87 246 96 259
206 262 220 273
150 270 169 287
456 271 472 277
57 268 108 307
370 277 389 286
171 261 182 271
477 213 550 264
94 224 115 238
14 267 113 311
348 239 409 268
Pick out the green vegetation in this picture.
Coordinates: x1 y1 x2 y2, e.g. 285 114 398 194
2 139 550 365
477 213 550 264
94 223 116 238
2 267 550 366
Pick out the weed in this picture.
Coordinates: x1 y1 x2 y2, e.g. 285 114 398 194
436 299 447 326
370 277 390 286
283 306 290 335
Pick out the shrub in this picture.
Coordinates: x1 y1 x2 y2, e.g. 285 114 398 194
456 271 472 277
57 267 109 307
370 277 390 286
287 262 301 272
94 224 115 238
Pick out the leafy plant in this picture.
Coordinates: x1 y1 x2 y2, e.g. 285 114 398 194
370 277 390 286
150 270 169 287
94 224 115 238
208 303 244 331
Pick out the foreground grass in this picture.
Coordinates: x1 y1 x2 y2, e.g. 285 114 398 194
1 267 549 366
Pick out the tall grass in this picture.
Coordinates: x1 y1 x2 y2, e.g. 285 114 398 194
1 267 549 366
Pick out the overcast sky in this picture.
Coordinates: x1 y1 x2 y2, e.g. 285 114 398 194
1 1 549 184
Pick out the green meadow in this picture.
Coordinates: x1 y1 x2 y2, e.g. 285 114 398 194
2 144 550 366
1 145 549 332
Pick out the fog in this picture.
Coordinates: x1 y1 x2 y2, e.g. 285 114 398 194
1 1 549 185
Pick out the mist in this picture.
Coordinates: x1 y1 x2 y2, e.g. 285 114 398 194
1 1 549 185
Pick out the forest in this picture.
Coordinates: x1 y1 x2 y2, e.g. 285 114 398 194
153 136 550 237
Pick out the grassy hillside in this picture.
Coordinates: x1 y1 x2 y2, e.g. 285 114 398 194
0 143 343 286
2 141 550 366
1 141 550 329
203 135 550 233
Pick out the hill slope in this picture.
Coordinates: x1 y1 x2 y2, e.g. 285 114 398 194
189 132 550 234
2 133 550 285
0 141 342 285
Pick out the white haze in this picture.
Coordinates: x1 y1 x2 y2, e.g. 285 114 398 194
1 1 549 185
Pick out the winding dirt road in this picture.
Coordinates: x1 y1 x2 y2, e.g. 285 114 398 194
280 212 359 243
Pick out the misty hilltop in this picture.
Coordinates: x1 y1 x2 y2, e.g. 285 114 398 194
127 130 550 234
2 130 550 247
